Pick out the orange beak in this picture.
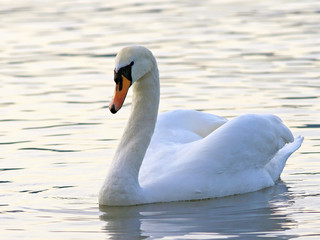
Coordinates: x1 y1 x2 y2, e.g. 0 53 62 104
109 75 131 114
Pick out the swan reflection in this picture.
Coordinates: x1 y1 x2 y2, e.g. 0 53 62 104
99 181 297 239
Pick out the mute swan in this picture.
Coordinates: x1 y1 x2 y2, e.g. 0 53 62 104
99 46 303 206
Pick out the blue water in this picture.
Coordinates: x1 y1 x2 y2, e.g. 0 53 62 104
1 0 319 239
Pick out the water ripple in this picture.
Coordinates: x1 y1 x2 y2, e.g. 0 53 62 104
19 148 79 153
0 141 30 145
0 168 24 172
23 122 100 130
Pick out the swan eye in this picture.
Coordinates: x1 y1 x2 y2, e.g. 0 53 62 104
114 62 134 84
114 62 134 91
114 69 122 84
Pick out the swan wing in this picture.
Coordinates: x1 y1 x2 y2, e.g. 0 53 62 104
139 110 227 181
140 114 302 202
190 114 295 171
153 109 227 144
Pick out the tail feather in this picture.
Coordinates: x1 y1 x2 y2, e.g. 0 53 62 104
266 136 304 182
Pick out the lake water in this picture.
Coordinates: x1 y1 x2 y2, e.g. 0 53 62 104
1 0 320 239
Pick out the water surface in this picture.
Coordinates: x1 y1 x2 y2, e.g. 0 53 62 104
1 0 320 239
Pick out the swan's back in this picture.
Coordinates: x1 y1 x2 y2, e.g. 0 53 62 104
152 109 227 144
139 113 303 203
139 110 227 181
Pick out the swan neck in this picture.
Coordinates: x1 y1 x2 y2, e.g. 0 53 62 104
111 67 159 184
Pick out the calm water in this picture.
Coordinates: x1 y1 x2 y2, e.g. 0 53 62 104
1 0 320 239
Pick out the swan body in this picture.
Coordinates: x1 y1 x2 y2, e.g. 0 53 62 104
99 46 303 206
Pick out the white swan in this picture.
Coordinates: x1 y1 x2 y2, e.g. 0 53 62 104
99 46 303 206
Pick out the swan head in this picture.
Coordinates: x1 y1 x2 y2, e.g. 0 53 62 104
109 46 157 114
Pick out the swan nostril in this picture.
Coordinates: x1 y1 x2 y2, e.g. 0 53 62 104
110 104 117 114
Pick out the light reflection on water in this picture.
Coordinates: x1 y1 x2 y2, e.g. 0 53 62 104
1 0 320 239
